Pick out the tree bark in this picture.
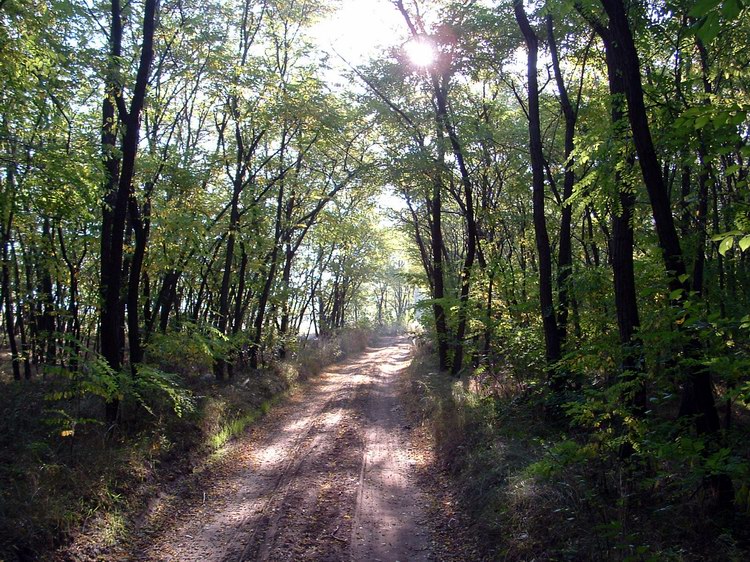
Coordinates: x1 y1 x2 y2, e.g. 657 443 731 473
100 0 158 421
602 37 645 409
514 1 563 388
600 0 720 436
547 15 577 351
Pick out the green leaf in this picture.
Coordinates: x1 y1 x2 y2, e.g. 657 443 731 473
719 236 734 256
670 289 684 300
739 235 750 252
689 0 722 17
721 0 742 19
729 111 747 126
725 164 741 176
696 12 721 43
695 114 711 129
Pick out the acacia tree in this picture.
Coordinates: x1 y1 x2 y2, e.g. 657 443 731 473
99 0 158 420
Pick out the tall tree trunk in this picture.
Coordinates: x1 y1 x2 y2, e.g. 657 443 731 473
214 200 237 379
250 183 284 370
11 245 32 379
547 15 577 351
40 218 55 366
600 0 720 436
514 0 563 390
57 227 82 371
100 0 157 422
126 196 150 369
691 38 713 298
600 0 687 289
430 150 450 371
278 243 294 359
158 272 180 334
2 228 20 381
429 72 478 376
603 40 645 410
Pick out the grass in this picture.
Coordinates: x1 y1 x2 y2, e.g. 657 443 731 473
208 395 278 453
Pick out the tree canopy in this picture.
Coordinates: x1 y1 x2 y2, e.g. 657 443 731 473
1 0 750 558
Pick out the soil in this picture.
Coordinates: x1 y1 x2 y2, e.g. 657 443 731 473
97 336 466 561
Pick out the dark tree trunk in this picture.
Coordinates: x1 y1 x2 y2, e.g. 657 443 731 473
278 243 294 359
99 0 123 419
602 41 645 409
40 218 55 366
514 0 562 388
214 191 238 380
547 15 577 351
11 245 32 379
146 270 179 336
432 73 477 377
100 0 157 422
430 153 450 371
57 227 83 371
600 0 687 289
2 230 20 381
126 196 150 369
691 39 713 298
600 0 720 436
232 246 248 336
160 274 179 333
250 175 284 370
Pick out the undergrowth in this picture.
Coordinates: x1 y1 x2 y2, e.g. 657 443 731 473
405 344 750 561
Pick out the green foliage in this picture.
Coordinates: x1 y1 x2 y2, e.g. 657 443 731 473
147 323 227 374
209 397 277 452
43 345 194 442
689 0 747 43
127 365 195 419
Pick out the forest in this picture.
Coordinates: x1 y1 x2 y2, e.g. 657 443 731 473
1 0 749 559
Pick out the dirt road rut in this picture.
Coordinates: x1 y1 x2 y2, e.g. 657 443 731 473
132 337 434 561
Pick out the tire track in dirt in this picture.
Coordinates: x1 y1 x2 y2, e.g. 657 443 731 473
350 340 431 562
130 337 432 561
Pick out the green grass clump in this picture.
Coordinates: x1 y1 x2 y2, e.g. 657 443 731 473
209 397 279 452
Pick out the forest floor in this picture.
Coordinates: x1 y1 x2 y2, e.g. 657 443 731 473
60 336 478 561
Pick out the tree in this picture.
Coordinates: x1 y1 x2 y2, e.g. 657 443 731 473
513 0 562 390
99 0 158 420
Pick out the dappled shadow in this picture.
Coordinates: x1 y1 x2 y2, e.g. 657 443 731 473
126 337 432 561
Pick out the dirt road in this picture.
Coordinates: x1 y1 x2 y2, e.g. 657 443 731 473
131 337 437 561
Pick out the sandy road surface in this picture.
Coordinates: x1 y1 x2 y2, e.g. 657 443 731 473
130 337 434 561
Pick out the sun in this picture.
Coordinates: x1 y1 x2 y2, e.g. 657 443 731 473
404 39 436 67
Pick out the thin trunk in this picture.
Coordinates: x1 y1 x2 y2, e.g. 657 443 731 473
2 232 20 381
514 0 562 389
250 171 285 370
11 245 32 379
547 15 577 351
430 149 449 371
432 74 477 376
604 42 645 410
599 4 725 503
214 181 240 380
126 195 150 369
